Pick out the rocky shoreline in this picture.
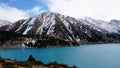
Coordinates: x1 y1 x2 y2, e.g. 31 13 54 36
0 55 77 68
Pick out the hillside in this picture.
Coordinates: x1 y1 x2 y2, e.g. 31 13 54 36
0 11 120 48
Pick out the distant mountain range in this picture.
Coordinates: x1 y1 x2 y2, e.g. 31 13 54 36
0 11 120 48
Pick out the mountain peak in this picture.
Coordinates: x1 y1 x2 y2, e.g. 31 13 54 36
110 19 120 24
1 11 120 46
81 16 94 20
0 20 11 27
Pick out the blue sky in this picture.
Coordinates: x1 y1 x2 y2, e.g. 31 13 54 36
0 0 50 22
0 0 48 10
0 0 120 22
0 0 48 16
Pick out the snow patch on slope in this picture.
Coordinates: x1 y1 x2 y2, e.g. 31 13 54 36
23 18 36 34
0 20 11 27
23 27 32 34
79 17 120 34
15 18 30 32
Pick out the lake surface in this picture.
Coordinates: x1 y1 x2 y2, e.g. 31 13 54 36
0 44 120 68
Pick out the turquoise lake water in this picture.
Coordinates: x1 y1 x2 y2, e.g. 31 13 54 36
0 44 120 68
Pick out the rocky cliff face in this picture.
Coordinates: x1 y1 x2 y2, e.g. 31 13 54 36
0 20 11 31
0 11 120 47
78 17 120 41
7 12 81 43
7 12 109 42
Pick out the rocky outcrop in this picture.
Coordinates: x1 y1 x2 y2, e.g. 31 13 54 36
1 11 120 48
0 55 76 68
0 20 11 31
6 12 110 43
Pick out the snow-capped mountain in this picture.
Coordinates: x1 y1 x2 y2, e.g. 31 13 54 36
78 17 120 34
0 20 11 31
0 20 10 27
7 11 109 43
7 11 81 42
1 11 120 47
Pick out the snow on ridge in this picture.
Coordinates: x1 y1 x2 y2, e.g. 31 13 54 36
0 20 11 27
23 18 37 34
79 16 120 34
36 11 56 35
15 18 30 32
23 26 32 35
28 17 36 25
6 11 120 35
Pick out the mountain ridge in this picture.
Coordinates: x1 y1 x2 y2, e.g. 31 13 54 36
0 11 120 48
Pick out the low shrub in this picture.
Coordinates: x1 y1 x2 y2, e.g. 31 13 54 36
2 62 15 68
14 62 32 67
0 59 5 63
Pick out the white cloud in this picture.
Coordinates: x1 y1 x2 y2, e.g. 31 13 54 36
1 0 120 22
47 0 120 21
0 3 44 22
0 3 29 22
31 6 41 13
27 6 46 16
